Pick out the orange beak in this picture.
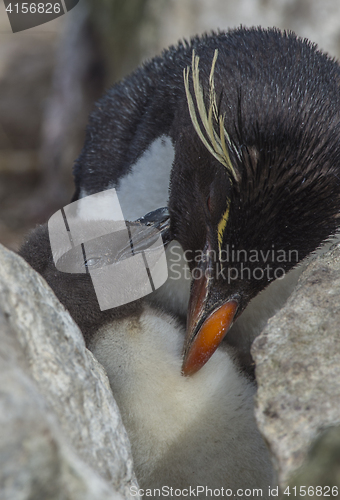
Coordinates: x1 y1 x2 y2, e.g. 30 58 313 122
181 245 238 376
182 300 238 376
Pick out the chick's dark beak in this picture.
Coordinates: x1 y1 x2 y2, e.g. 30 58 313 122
181 242 238 376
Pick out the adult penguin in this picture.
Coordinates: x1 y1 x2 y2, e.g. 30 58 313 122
72 26 340 374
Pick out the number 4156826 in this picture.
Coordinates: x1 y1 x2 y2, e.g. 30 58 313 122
283 486 339 496
5 3 61 14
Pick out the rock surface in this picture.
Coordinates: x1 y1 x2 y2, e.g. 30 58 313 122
286 425 340 497
0 243 138 499
252 244 340 487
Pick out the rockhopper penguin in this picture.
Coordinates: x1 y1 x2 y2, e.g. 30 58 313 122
71 27 340 375
19 25 340 496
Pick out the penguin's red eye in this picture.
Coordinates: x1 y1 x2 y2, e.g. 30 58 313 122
207 195 212 212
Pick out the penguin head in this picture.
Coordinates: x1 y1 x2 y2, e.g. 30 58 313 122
167 37 340 375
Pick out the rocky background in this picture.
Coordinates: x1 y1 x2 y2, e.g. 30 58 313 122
1 0 340 498
1 0 340 250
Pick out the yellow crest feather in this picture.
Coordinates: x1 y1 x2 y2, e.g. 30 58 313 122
217 202 230 257
183 49 238 182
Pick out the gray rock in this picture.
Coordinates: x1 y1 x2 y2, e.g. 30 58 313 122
285 425 340 498
0 311 122 500
0 243 138 499
252 244 340 487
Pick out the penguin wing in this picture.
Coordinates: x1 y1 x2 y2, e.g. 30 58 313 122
72 43 190 204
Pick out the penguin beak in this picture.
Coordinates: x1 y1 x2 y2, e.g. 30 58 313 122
181 244 238 376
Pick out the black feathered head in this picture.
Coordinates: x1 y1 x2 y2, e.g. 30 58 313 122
167 29 340 374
